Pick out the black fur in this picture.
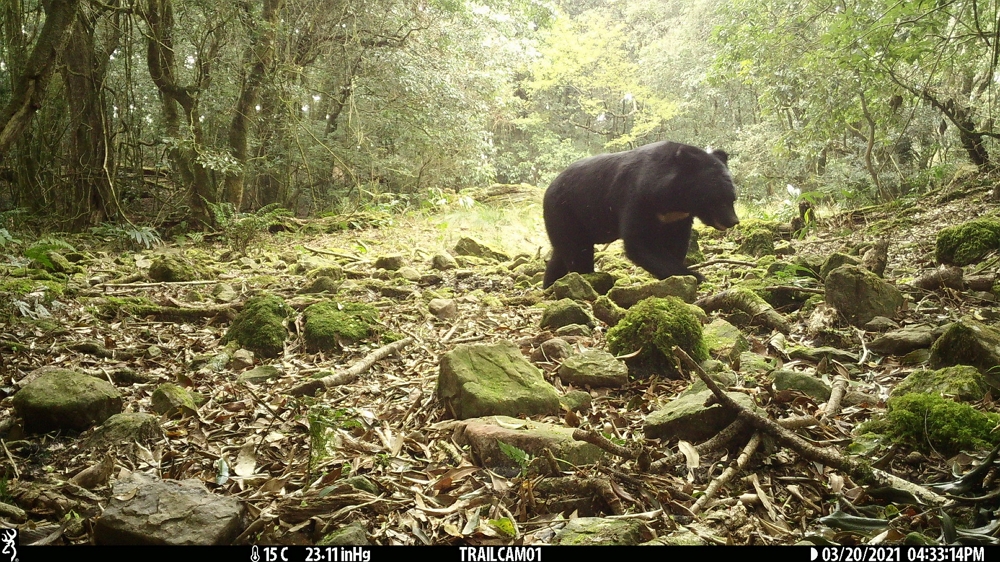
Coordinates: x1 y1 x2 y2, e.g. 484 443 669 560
543 141 739 288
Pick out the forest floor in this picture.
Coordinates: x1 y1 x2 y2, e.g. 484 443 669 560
2 174 1000 546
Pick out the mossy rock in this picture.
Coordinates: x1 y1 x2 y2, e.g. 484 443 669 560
891 365 988 402
148 254 207 282
825 265 903 327
936 218 1000 266
303 301 380 352
12 368 123 433
820 253 860 280
540 299 594 330
875 393 1000 454
738 228 775 257
151 383 198 418
221 294 290 359
549 272 599 301
581 271 617 295
929 317 1000 389
606 296 707 378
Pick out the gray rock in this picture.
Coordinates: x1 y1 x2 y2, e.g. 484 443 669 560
644 390 758 441
581 272 617 295
549 272 599 301
431 253 458 271
592 295 625 327
557 350 628 388
236 365 282 384
151 383 198 418
230 349 254 369
95 472 245 544
787 346 859 364
825 265 903 326
772 370 831 401
12 368 123 433
319 522 370 546
212 283 239 302
820 253 860 280
428 298 458 321
374 254 405 271
453 416 603 475
869 325 936 355
437 342 560 418
560 390 592 413
85 413 163 449
298 276 341 294
930 317 1000 389
555 323 592 337
703 318 750 364
864 316 899 332
607 276 699 308
540 299 594 330
551 517 645 545
397 266 421 281
530 338 573 363
453 237 509 261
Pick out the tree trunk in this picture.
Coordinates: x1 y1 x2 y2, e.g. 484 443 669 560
223 0 283 211
141 0 216 227
60 9 118 228
0 0 81 158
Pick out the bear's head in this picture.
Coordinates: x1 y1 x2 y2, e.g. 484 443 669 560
676 145 739 231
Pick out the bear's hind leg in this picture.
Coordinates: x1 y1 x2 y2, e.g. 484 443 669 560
543 245 594 287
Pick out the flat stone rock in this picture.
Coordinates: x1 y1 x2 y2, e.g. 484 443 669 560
95 472 245 544
551 517 646 545
557 350 628 388
644 389 758 441
453 416 604 475
437 341 560 419
869 325 936 355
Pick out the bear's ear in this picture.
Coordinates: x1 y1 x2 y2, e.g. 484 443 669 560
708 149 729 166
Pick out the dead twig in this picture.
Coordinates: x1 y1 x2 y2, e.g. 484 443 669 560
289 337 415 396
691 431 762 515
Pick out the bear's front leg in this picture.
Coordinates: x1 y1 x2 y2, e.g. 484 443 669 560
623 217 703 282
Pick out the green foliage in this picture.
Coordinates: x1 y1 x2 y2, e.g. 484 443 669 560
23 240 75 270
308 405 362 472
0 228 18 248
209 202 290 255
91 224 162 250
497 440 531 476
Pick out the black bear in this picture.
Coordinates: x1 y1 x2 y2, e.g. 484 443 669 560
542 141 739 288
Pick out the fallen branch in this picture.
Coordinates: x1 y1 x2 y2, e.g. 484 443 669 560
289 337 415 396
303 245 363 262
691 431 762 514
689 258 757 270
673 346 947 506
94 279 220 289
821 375 849 424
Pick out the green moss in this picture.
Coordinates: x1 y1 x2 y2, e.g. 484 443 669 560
606 296 707 377
876 393 1000 454
303 301 380 352
738 228 776 257
935 219 1000 266
221 294 290 358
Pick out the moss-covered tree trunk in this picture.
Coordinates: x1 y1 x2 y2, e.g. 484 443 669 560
0 0 81 158
223 0 282 211
141 0 218 227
